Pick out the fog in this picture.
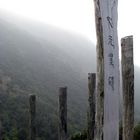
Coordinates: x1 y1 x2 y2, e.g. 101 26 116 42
0 1 140 139
0 0 140 66
0 0 96 42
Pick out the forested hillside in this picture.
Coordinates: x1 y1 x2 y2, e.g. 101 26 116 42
0 13 140 140
0 14 95 140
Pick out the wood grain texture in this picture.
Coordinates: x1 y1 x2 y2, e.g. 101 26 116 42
121 36 134 140
94 0 120 139
29 94 36 140
93 1 104 140
58 87 67 140
0 121 2 140
87 73 96 140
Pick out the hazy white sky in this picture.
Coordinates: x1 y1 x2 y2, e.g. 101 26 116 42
0 0 140 66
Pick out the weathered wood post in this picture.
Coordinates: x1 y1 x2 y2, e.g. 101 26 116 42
0 121 2 140
87 73 96 140
29 94 36 140
93 1 104 139
93 0 120 140
121 36 134 140
58 87 67 140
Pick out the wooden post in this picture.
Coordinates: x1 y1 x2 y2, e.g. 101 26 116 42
87 73 96 140
58 87 67 140
93 0 120 140
29 94 36 140
0 121 2 140
121 36 134 140
93 0 104 140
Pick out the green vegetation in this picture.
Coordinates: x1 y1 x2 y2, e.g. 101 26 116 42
70 124 140 140
0 13 140 140
0 16 96 140
70 130 87 140
134 123 140 140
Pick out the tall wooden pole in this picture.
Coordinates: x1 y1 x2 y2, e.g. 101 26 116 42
58 87 67 140
29 94 36 140
121 36 134 140
93 0 120 140
93 1 104 140
87 73 96 140
0 121 2 140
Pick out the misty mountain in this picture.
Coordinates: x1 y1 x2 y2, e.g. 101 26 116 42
0 13 96 140
0 12 140 140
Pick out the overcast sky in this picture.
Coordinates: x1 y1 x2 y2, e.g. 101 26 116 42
0 0 139 66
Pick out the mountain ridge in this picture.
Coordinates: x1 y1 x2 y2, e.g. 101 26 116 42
0 12 140 140
0 13 96 140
